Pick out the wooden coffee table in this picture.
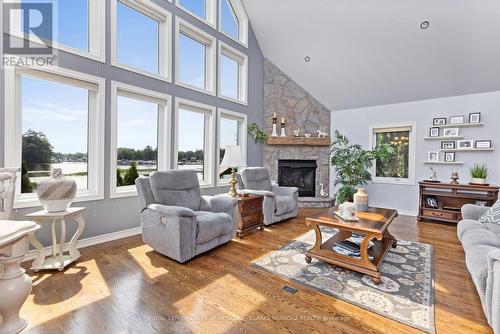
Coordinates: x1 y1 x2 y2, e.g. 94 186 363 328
305 206 398 284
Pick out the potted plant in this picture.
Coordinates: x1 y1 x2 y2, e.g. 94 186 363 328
331 130 393 205
470 163 488 185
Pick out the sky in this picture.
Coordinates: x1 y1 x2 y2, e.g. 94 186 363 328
21 0 242 154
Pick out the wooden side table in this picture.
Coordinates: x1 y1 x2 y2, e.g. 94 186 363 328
27 207 86 272
236 194 264 238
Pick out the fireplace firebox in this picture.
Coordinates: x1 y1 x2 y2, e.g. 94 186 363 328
278 160 317 197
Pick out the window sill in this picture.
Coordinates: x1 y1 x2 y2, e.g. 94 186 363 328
219 30 248 49
110 186 137 199
112 63 171 83
218 94 247 106
372 179 416 186
175 81 216 96
199 182 215 189
14 192 104 210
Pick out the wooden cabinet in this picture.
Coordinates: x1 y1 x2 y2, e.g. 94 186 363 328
418 182 499 224
236 194 264 238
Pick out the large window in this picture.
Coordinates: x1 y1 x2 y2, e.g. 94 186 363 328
13 0 105 60
218 42 248 104
370 124 416 185
218 109 247 184
110 82 171 197
176 18 216 94
176 0 216 27
4 66 105 207
112 0 172 80
175 99 215 186
178 34 206 89
21 76 89 192
219 0 248 46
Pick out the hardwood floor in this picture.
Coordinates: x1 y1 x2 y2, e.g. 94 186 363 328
20 208 491 334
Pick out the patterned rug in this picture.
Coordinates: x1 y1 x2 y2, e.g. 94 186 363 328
252 227 434 333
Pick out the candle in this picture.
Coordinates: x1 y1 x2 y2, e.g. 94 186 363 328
281 117 285 123
273 112 277 118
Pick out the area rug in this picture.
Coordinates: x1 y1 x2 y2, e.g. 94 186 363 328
252 227 434 333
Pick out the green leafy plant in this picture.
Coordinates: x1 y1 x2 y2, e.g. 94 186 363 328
21 160 33 193
470 163 488 179
331 130 393 205
116 168 124 187
123 161 139 186
248 123 268 144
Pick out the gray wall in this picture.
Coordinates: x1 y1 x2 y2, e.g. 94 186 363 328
0 1 264 246
331 91 500 215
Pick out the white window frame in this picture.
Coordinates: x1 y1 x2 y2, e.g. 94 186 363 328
175 0 216 28
174 98 216 188
110 81 172 198
3 64 105 209
216 108 247 186
218 41 248 105
369 122 417 186
5 0 106 62
218 0 248 47
111 0 172 82
175 17 217 95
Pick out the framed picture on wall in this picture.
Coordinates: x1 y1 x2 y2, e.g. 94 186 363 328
433 118 447 126
443 128 459 137
469 112 481 123
429 127 440 137
427 151 439 162
475 140 492 149
457 140 473 149
450 116 465 124
444 152 456 162
441 141 456 149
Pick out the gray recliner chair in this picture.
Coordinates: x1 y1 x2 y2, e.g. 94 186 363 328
135 169 238 263
236 167 298 226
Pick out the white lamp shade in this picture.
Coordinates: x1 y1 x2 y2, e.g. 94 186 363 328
220 145 246 168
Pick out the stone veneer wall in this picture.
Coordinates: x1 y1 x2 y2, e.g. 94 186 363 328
263 58 332 197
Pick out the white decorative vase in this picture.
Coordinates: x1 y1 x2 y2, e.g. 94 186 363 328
354 188 369 212
471 178 487 185
36 169 77 212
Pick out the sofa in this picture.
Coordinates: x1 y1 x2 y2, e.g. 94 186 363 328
135 169 238 263
457 204 500 333
236 167 298 226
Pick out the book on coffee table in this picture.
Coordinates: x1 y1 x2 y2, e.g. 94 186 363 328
332 240 374 260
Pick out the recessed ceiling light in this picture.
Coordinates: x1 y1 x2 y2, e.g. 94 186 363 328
304 56 311 62
420 20 430 29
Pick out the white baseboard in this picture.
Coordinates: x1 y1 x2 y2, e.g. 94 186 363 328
397 209 418 217
23 226 142 262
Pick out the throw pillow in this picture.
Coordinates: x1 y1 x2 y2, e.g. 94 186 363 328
479 200 500 224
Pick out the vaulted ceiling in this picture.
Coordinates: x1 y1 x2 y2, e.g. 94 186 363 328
242 0 500 111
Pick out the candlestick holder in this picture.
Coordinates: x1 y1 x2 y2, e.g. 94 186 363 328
271 116 278 137
280 121 286 137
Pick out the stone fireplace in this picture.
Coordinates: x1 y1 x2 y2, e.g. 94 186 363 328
263 59 333 207
278 160 317 197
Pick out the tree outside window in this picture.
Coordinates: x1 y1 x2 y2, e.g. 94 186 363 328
375 130 410 179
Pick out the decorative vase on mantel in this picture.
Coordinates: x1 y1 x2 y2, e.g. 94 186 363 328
36 169 77 212
354 188 369 212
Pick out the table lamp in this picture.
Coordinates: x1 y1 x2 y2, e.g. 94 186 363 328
220 145 246 197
